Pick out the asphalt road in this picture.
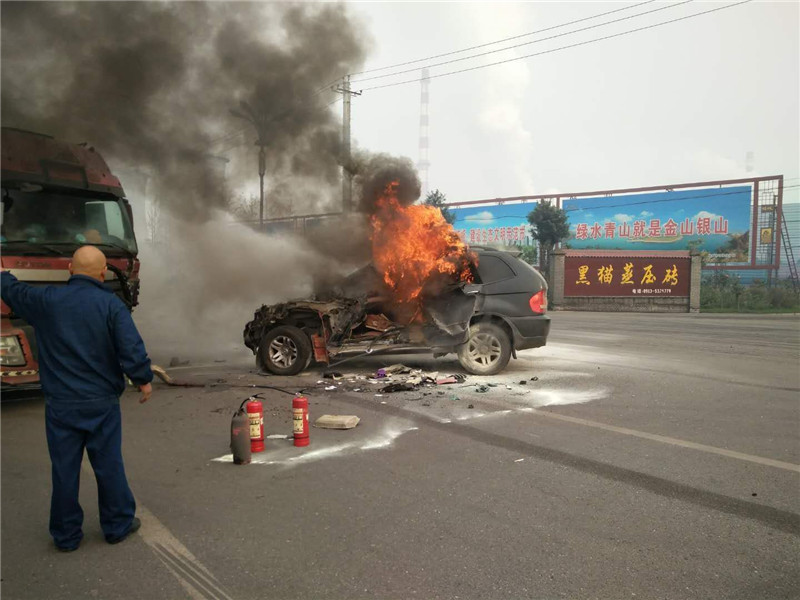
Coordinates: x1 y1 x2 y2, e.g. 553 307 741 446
2 312 799 600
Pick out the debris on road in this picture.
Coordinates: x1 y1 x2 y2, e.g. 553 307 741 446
169 356 190 367
314 415 360 429
314 365 468 397
436 373 466 385
380 382 417 393
151 365 205 388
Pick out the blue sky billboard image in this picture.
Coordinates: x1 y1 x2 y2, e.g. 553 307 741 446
450 202 537 246
562 186 753 263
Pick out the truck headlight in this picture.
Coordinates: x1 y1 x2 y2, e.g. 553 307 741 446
0 335 26 367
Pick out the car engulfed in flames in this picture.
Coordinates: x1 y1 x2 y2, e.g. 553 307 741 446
243 265 481 375
243 181 550 375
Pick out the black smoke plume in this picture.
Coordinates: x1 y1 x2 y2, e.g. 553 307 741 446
1 1 369 220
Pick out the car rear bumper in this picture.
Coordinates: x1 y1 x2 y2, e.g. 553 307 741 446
507 314 550 350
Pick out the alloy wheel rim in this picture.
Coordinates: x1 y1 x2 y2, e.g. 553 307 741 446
269 335 298 368
467 332 501 366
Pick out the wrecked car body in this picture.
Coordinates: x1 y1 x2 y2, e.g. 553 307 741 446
243 266 478 375
244 248 551 376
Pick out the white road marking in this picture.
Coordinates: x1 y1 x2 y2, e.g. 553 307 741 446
527 409 800 473
138 505 234 600
80 462 233 599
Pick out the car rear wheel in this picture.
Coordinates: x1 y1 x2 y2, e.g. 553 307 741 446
257 325 312 376
457 322 512 376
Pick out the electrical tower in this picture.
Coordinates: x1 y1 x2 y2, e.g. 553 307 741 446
418 68 431 197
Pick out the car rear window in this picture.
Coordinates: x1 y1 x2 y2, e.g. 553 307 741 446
476 255 515 283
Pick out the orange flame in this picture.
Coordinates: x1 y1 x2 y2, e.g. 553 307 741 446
371 181 474 317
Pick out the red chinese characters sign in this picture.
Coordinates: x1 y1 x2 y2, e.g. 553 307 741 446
564 256 690 297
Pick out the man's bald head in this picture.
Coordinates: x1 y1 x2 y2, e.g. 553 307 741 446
70 246 107 282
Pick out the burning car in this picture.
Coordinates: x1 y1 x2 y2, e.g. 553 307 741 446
244 182 549 376
243 247 550 376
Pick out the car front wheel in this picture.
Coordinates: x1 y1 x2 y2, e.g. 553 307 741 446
457 322 512 376
257 325 312 376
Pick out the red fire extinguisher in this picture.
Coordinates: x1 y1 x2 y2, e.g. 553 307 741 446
292 396 309 447
246 395 265 453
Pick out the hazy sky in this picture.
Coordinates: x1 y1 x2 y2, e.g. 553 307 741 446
345 1 799 205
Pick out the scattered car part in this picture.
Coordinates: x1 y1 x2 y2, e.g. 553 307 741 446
314 415 360 429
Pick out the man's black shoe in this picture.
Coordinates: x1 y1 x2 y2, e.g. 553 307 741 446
108 517 141 545
56 544 79 553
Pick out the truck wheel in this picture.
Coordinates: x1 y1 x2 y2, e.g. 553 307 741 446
457 322 512 376
257 325 312 376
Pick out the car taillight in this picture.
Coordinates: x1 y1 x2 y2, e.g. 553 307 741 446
529 290 547 314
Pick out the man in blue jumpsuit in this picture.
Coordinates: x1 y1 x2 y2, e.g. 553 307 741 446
1 245 153 552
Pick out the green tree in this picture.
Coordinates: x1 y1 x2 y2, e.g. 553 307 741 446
422 189 455 224
519 244 538 267
527 200 570 277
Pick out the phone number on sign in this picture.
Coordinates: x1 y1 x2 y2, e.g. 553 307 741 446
632 288 674 294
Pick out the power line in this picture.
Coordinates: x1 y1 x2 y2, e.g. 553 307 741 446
357 0 753 93
351 0 657 76
351 0 691 84
209 126 248 147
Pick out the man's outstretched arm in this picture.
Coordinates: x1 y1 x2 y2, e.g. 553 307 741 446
0 271 49 324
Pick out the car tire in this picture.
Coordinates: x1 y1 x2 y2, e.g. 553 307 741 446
457 322 512 376
257 325 312 376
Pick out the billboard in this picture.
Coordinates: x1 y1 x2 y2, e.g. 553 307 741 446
563 256 690 297
450 202 537 246
562 187 752 264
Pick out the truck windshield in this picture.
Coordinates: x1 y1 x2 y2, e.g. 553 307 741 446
1 188 137 255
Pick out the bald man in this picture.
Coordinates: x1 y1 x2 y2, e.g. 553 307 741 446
1 245 153 552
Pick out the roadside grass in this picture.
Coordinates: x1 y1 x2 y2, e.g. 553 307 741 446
701 306 800 314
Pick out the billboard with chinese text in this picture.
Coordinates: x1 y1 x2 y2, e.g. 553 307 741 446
562 187 752 264
564 256 690 297
449 202 537 246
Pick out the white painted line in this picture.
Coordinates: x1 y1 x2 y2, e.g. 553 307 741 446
527 409 800 473
138 505 234 600
80 463 232 599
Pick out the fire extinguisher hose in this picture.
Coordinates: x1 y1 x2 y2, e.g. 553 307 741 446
238 392 264 411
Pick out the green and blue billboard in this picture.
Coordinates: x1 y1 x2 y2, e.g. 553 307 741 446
450 185 753 264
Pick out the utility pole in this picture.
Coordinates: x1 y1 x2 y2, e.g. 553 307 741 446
418 68 431 197
334 75 361 212
230 101 268 227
